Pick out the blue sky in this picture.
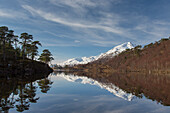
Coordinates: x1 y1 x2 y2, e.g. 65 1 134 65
0 0 170 63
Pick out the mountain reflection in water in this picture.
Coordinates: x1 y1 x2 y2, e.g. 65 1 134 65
0 72 170 113
66 72 170 106
56 73 134 101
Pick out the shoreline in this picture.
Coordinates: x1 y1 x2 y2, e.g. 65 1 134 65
0 60 53 77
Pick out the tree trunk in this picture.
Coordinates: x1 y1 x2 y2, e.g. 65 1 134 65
3 39 6 63
31 55 34 61
22 45 25 60
15 43 17 60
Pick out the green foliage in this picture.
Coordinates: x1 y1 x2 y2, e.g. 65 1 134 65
134 45 142 49
126 48 130 51
0 26 54 66
144 43 153 48
132 45 142 56
158 38 169 43
38 49 54 64
19 33 33 59
27 41 42 60
0 26 12 62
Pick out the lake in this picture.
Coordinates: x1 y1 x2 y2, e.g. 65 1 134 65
1 72 170 113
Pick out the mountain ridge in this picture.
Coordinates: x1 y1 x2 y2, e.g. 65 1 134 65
59 42 134 66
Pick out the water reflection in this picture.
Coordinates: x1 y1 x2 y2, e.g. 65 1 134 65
0 73 53 112
63 71 170 106
56 73 134 101
38 78 53 93
1 72 170 113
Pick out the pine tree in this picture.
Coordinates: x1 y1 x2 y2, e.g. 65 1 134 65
38 49 54 64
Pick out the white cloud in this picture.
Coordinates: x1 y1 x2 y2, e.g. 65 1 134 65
50 0 96 8
74 40 80 43
0 10 13 18
19 1 137 47
14 1 170 47
42 43 77 47
22 4 138 47
0 10 27 19
44 31 69 39
40 37 79 47
22 5 128 36
135 21 170 39
88 39 120 47
49 0 122 19
50 0 121 8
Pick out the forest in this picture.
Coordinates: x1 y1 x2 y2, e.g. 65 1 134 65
0 26 53 76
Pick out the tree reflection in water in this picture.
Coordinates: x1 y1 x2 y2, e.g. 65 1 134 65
0 73 52 112
37 77 53 93
15 82 30 112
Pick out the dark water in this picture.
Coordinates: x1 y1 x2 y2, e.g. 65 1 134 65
1 72 170 113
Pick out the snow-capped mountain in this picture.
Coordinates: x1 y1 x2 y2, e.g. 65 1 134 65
59 42 134 66
60 56 98 66
57 73 134 101
97 42 134 59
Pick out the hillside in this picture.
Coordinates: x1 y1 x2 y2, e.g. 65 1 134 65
75 38 170 74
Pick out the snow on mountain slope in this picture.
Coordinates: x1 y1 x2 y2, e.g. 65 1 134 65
97 42 134 59
57 73 134 101
59 42 134 66
60 56 97 66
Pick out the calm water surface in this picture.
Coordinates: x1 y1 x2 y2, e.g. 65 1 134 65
1 72 170 113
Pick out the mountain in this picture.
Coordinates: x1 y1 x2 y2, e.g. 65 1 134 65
59 56 97 66
59 42 134 66
57 73 134 101
82 38 170 73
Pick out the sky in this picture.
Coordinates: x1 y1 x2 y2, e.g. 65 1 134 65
0 0 170 64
